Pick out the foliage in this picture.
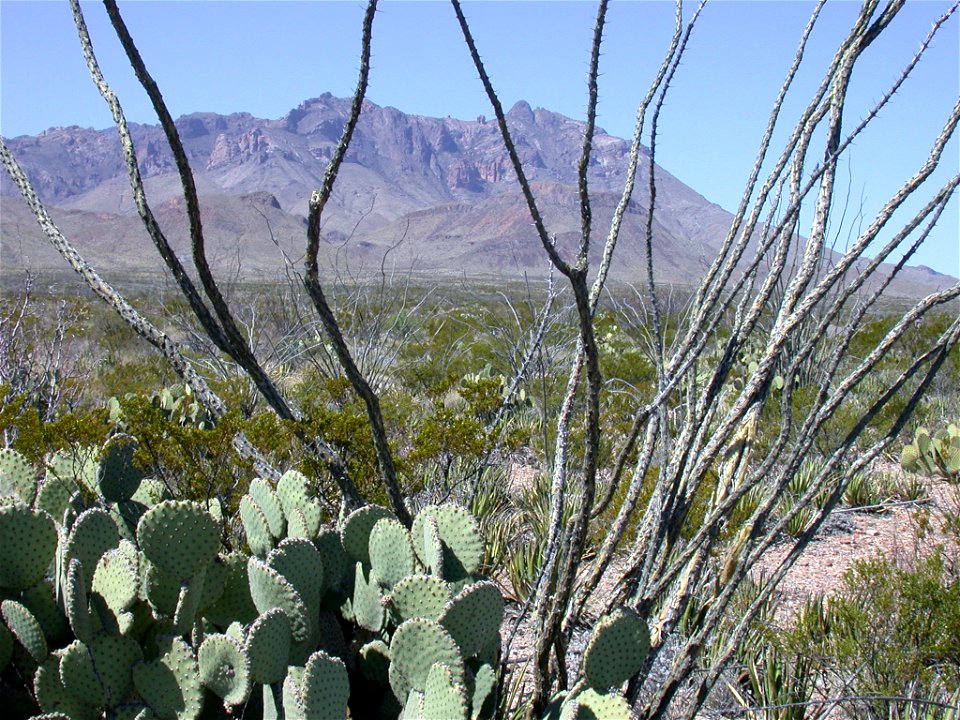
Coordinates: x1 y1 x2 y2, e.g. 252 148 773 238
782 552 960 719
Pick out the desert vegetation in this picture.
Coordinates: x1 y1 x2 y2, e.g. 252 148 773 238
0 0 958 719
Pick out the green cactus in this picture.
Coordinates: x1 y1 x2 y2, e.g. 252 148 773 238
314 528 350 594
65 508 121 593
142 559 184 619
581 607 650 692
386 573 452 623
203 552 257 628
247 557 310 642
34 652 99 720
60 635 142 709
2 598 48 663
0 447 37 504
245 608 292 685
136 500 220 580
132 634 203 720
172 568 207 635
64 558 94 645
267 537 325 612
421 513 446 578
412 504 484 582
45 446 98 497
901 422 960 482
353 561 385 633
97 433 146 503
299 649 350 719
422 662 470 720
34 470 81 525
248 477 287 539
358 639 391 686
198 632 251 707
370 516 418 589
341 504 395 566
277 470 323 538
240 494 275 558
0 503 57 590
20 579 71 647
563 688 632 719
439 580 503 660
92 543 140 620
389 617 464 701
470 662 498 720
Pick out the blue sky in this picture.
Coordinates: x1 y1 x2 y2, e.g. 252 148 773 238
2 1 957 277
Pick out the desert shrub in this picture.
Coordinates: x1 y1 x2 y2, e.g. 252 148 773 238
783 552 960 718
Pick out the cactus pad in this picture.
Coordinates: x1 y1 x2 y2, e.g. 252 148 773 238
46 446 98 495
277 470 323 537
439 581 503 659
60 635 142 709
65 508 121 593
567 688 632 718
245 608 291 685
202 552 257 628
341 504 394 566
137 501 219 580
34 472 80 524
198 633 251 707
387 573 452 623
412 505 484 581
247 557 310 642
353 561 385 633
314 528 350 592
300 650 350 720
267 537 325 611
20 579 70 647
471 662 498 720
92 545 140 617
34 654 98 720
358 639 391 686
0 447 37 503
0 503 57 590
389 618 464 700
142 559 182 618
248 478 286 539
132 634 203 720
65 558 93 645
172 569 206 635
422 662 470 720
97 434 145 503
131 478 170 507
369 516 417 589
240 495 274 558
581 607 650 691
421 514 445 578
2 599 47 663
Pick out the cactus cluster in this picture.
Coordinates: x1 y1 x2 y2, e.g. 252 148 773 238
901 422 960 483
0 443 522 719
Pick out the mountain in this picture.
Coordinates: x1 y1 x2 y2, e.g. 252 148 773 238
1 94 954 294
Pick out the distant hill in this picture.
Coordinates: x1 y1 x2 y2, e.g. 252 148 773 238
2 94 954 295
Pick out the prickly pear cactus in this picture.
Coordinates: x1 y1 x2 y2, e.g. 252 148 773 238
0 439 499 720
581 607 650 692
136 500 219 579
901 422 960 482
0 447 37 503
198 632 251 707
0 503 57 590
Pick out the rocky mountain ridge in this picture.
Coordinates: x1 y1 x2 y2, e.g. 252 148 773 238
1 94 954 294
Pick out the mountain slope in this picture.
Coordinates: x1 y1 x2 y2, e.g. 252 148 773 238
1 95 954 294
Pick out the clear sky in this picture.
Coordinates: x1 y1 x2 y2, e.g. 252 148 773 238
2 1 957 277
